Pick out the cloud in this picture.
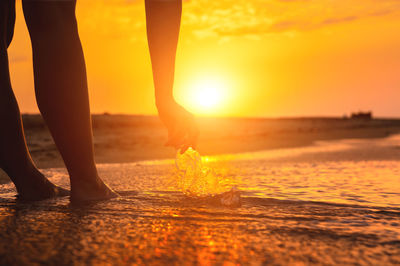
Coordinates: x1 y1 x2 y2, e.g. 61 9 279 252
322 16 359 26
77 0 145 41
76 0 400 41
181 0 400 38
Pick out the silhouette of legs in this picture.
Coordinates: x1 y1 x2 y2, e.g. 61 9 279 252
22 0 116 203
0 0 69 200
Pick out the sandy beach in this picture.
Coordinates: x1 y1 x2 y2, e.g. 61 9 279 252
17 114 400 170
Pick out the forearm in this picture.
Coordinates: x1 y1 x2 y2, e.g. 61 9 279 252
145 0 182 107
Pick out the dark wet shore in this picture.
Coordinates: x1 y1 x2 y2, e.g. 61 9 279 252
1 135 399 265
1 193 399 265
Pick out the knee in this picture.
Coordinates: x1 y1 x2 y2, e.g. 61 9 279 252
22 1 78 41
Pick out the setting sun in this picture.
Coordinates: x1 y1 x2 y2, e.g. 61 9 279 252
192 80 222 108
181 77 228 115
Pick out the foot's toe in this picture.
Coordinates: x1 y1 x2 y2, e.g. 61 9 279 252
70 180 119 205
17 183 69 202
55 186 70 197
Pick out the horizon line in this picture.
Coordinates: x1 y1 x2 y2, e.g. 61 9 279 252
20 112 400 120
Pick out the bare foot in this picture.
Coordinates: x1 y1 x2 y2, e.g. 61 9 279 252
17 182 70 201
70 176 118 204
12 169 70 201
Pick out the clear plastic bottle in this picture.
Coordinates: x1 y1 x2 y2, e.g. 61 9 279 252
175 148 241 206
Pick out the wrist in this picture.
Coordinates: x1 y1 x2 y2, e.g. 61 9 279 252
156 95 175 109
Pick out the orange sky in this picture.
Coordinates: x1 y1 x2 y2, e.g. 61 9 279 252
7 0 400 117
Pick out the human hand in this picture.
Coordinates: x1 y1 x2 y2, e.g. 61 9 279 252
156 99 199 153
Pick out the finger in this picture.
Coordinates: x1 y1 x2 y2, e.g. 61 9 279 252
164 140 172 147
180 144 189 154
168 128 187 149
165 138 184 148
165 124 179 147
179 131 197 153
165 134 177 147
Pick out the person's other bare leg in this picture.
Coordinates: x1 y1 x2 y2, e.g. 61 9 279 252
0 0 68 200
22 0 116 203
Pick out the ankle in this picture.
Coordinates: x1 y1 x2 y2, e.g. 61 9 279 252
1 161 42 188
70 174 102 190
68 166 99 184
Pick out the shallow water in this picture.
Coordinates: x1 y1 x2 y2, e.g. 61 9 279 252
1 136 400 265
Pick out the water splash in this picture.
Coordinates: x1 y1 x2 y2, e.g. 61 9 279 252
175 148 241 206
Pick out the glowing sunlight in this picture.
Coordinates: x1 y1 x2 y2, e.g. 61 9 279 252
184 77 227 115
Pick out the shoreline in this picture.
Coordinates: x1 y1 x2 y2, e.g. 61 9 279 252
17 115 400 168
1 114 400 184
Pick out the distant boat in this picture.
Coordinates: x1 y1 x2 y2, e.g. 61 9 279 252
351 111 372 120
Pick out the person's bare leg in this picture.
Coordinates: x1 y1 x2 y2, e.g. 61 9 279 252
0 0 69 200
22 0 116 203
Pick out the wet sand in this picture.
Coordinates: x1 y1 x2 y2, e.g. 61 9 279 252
0 135 399 265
